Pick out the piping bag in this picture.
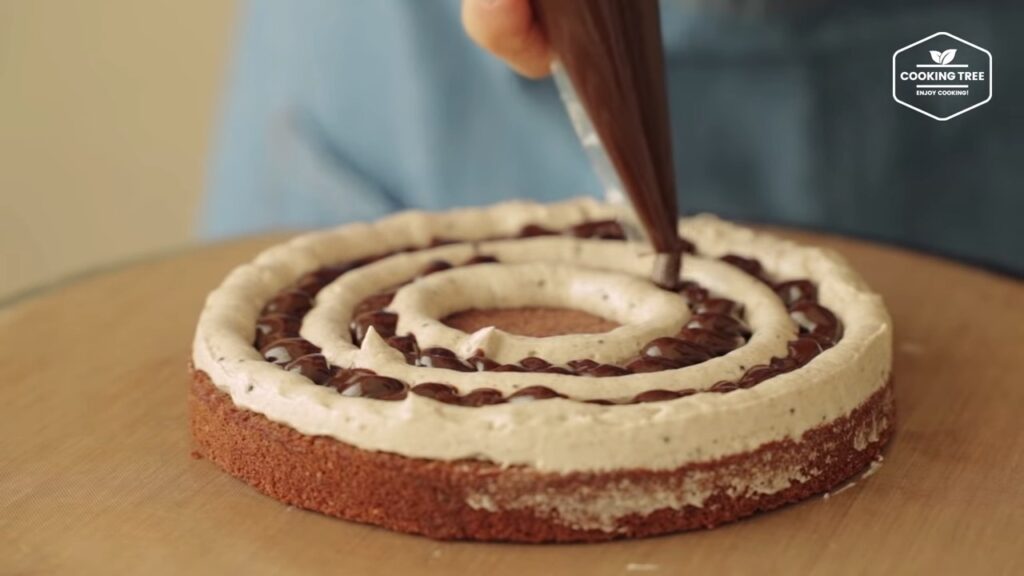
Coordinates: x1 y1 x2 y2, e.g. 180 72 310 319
532 0 682 289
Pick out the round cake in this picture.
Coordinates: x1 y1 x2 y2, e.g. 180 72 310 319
189 198 894 542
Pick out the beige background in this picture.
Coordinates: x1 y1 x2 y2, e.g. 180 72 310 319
0 0 236 301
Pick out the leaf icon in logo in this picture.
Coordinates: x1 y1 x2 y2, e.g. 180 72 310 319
941 49 957 64
930 50 944 64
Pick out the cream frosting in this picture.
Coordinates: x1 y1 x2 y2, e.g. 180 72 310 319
304 238 794 397
192 198 892 474
387 262 690 365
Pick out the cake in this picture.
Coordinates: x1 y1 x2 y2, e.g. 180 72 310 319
189 198 894 542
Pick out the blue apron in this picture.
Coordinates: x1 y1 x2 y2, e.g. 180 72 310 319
205 0 1023 274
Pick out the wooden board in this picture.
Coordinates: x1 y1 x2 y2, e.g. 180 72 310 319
2 229 1022 575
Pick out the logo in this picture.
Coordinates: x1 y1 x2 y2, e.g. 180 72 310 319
893 32 992 121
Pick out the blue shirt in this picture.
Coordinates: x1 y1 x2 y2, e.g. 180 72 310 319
205 0 1023 274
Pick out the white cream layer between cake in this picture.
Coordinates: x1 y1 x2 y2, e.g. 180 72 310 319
192 198 892 474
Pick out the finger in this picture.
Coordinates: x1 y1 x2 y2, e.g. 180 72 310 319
462 0 553 79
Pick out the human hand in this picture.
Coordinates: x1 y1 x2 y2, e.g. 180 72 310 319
461 0 553 79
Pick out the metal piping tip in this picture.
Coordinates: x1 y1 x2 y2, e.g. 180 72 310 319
651 251 682 290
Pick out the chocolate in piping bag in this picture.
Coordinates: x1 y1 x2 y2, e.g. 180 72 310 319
533 0 682 288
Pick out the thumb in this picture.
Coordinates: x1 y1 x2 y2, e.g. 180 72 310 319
462 0 553 79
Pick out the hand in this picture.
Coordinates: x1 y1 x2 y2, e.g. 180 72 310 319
461 0 553 79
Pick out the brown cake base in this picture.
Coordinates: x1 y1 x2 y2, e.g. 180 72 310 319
442 306 620 337
189 370 894 542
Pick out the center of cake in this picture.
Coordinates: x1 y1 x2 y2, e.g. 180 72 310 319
383 262 691 365
443 307 619 337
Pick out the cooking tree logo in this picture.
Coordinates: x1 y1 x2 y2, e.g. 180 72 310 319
893 32 992 121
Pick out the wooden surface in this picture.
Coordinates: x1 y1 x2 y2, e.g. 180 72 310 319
1 230 1022 575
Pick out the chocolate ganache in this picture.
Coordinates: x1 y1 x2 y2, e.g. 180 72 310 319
249 219 844 406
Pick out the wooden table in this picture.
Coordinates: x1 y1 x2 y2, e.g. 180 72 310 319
2 230 1022 575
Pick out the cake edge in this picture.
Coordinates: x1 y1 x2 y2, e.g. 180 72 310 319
188 368 895 543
